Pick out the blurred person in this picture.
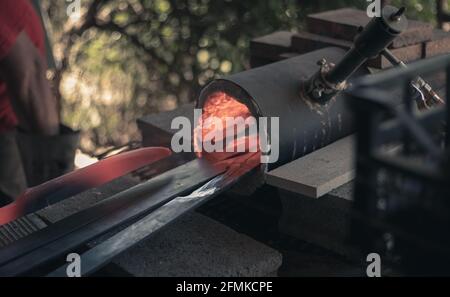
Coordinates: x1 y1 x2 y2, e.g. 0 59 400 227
0 0 61 206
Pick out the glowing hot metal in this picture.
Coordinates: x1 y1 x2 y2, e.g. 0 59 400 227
194 91 260 162
0 147 171 225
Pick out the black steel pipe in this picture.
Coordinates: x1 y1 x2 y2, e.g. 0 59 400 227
326 6 407 84
299 6 408 104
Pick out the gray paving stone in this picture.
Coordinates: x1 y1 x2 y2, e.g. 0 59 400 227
113 212 282 277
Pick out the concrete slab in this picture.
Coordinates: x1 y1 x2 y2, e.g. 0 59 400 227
266 136 355 198
113 212 283 277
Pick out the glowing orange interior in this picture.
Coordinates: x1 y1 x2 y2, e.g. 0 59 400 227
194 91 260 162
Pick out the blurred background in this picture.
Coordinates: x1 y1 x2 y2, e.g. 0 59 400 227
39 0 449 161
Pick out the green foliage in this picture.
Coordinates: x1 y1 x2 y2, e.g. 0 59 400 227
43 0 441 153
391 0 437 23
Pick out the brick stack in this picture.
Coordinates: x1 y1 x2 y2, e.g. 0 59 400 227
250 8 450 69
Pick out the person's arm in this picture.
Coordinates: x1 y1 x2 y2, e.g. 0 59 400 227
0 31 59 136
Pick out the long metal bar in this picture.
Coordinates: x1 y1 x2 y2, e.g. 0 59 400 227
0 158 226 276
356 54 450 88
0 153 191 265
0 147 171 225
377 108 445 144
48 153 260 277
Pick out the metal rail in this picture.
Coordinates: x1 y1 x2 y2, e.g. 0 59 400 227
345 53 450 275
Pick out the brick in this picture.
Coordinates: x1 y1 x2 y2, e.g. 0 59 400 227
292 31 423 69
291 32 352 54
425 29 450 58
307 8 433 49
250 31 294 60
366 43 424 69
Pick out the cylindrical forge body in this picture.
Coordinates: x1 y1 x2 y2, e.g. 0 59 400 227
197 47 370 170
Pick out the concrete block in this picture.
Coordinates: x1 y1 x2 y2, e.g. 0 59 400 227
113 212 283 277
137 103 195 147
278 184 361 260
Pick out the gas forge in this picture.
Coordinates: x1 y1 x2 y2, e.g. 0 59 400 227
193 6 431 172
0 4 431 234
0 5 445 277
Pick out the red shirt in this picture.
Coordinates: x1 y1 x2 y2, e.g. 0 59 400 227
0 0 46 133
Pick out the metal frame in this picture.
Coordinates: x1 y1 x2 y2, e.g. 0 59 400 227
345 54 450 275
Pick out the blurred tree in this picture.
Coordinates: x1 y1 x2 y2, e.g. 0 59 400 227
41 0 443 155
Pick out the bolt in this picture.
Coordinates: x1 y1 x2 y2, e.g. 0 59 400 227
390 7 406 21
